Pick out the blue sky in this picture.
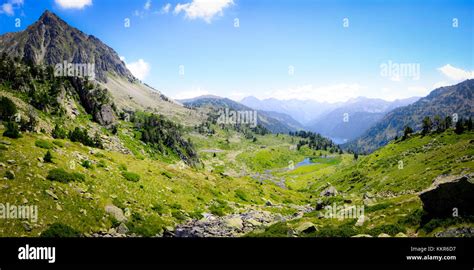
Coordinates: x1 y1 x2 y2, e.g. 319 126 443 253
0 0 473 102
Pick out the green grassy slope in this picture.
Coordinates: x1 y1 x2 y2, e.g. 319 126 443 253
247 130 474 237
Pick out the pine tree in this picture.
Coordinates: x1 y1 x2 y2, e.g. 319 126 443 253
444 116 453 130
3 121 21 138
455 118 465 134
422 116 432 135
44 150 53 163
402 126 413 140
433 115 442 132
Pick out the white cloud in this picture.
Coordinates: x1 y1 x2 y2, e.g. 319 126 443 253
438 64 474 81
124 59 150 81
173 87 210 100
161 3 171 14
1 3 13 15
174 0 234 23
55 0 92 9
0 0 23 16
144 0 152 10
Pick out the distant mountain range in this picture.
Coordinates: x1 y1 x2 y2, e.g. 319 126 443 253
345 79 474 153
2 11 471 154
240 96 338 125
241 95 419 143
306 96 420 143
178 96 304 133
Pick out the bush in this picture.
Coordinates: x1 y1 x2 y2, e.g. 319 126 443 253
46 168 85 183
35 139 54 149
69 127 102 148
40 223 81 237
5 170 15 179
122 171 140 182
368 224 406 236
3 121 21 138
52 124 67 139
0 96 17 121
81 160 93 169
43 150 53 163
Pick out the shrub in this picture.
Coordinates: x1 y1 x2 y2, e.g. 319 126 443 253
68 127 102 148
5 170 15 179
46 168 85 183
3 121 21 138
43 150 53 163
52 124 67 139
40 223 81 237
81 160 93 169
122 171 140 182
0 96 17 121
35 139 54 149
126 215 164 237
368 224 406 236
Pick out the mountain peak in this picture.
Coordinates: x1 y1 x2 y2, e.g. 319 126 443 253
37 10 65 27
39 10 57 19
0 10 135 83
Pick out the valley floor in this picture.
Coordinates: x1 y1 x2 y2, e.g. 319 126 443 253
0 123 473 238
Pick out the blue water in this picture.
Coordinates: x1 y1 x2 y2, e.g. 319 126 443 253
294 158 314 168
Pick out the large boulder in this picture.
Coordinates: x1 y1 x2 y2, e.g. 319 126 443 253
225 217 243 230
294 222 317 234
94 104 116 126
419 173 474 218
105 204 127 222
